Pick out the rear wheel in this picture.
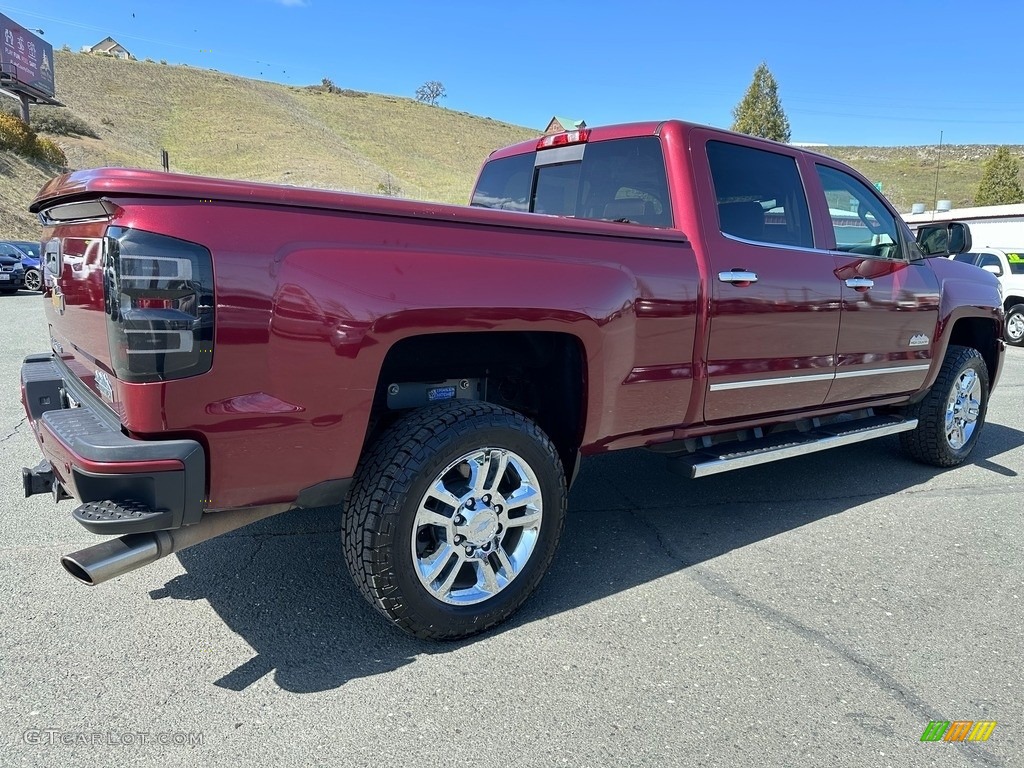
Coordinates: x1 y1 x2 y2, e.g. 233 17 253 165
343 402 566 639
899 345 989 466
24 268 43 293
1005 304 1024 347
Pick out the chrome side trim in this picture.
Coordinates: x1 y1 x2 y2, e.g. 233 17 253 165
834 364 930 379
721 231 830 255
710 372 836 392
710 363 930 392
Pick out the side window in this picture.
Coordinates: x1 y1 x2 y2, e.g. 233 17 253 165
706 140 813 249
470 152 535 211
816 165 902 259
952 253 979 265
976 253 1003 275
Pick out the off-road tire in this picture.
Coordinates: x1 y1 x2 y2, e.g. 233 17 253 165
899 345 989 467
343 402 566 640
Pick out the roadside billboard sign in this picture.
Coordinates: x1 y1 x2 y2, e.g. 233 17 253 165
0 13 55 99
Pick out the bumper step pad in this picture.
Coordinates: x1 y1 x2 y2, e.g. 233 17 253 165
72 499 174 534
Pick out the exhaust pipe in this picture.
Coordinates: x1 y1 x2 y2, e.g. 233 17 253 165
61 502 292 586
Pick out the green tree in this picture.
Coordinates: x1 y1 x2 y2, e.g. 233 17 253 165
975 146 1024 206
731 62 791 143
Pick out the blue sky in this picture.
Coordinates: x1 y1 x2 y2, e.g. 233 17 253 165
2 0 1022 146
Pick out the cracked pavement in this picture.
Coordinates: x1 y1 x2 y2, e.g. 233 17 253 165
0 294 1021 767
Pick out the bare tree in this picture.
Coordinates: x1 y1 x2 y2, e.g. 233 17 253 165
415 81 447 106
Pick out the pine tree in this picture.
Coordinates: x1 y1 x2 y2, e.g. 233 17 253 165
731 63 791 143
975 146 1024 206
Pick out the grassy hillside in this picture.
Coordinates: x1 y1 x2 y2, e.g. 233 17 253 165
815 144 1022 212
0 153 56 238
3 49 1022 241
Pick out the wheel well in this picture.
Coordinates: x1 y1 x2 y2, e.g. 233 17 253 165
947 317 1001 384
1004 296 1024 311
369 332 586 477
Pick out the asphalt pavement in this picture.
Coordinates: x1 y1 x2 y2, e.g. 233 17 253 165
1 290 1020 767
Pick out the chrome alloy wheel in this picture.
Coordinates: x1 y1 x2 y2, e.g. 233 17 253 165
1007 312 1024 343
24 268 43 293
411 447 543 605
945 367 981 450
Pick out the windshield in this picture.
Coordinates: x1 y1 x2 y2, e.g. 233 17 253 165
1006 252 1024 275
14 242 40 258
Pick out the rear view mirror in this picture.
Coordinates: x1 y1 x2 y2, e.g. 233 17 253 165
916 222 973 256
982 264 1002 276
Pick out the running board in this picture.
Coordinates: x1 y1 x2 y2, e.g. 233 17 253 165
670 416 918 478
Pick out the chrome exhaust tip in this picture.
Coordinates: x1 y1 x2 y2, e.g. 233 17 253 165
59 502 291 586
60 533 169 586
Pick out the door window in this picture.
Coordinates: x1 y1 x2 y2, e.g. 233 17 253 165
816 165 903 259
706 141 813 249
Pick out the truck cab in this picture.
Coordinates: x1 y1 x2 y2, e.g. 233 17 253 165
950 248 1024 345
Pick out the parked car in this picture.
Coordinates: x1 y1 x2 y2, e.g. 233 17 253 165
0 240 44 292
950 248 1024 346
0 244 26 294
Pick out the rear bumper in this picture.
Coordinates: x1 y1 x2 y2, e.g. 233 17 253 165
20 354 206 534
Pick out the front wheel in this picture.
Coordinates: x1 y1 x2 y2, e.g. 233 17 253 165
1005 304 1024 347
899 345 989 467
343 402 567 639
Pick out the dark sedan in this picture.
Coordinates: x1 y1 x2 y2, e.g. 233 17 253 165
0 240 41 292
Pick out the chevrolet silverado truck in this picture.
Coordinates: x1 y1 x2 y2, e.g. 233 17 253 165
20 120 1005 639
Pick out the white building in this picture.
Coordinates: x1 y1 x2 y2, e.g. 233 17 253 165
903 203 1024 248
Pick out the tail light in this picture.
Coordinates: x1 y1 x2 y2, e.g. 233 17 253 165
537 129 590 150
104 227 214 383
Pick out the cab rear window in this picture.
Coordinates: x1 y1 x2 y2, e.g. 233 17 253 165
471 137 672 228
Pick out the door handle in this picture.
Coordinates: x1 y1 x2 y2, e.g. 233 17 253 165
845 277 874 292
718 270 758 285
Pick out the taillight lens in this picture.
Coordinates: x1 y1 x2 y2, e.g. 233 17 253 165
104 227 214 383
536 129 590 150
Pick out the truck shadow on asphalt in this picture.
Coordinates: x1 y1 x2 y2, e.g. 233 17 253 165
154 423 1023 693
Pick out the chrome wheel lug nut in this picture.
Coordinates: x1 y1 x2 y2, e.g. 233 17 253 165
454 534 465 545
464 546 474 556
454 515 465 525
482 494 491 504
465 498 475 509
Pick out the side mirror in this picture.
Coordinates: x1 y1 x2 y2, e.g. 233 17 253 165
915 222 973 256
982 264 1003 276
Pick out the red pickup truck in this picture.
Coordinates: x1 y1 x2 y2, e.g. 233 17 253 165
21 120 1005 639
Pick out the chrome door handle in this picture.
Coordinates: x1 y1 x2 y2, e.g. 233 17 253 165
718 270 759 284
845 277 874 291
